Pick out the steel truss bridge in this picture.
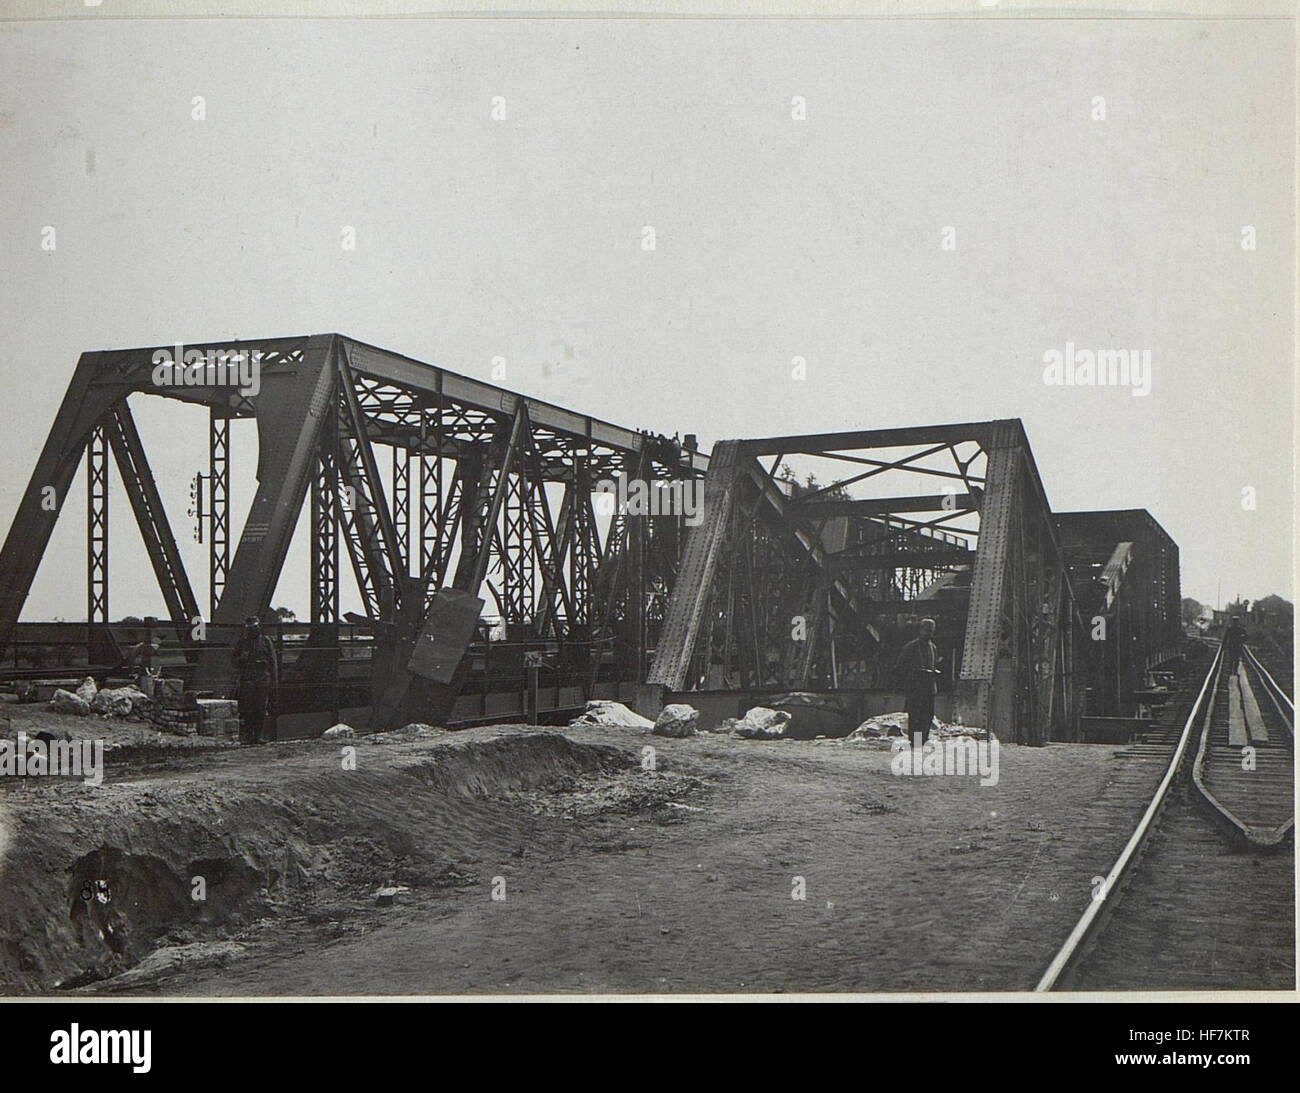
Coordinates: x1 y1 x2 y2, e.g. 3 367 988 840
0 336 1180 742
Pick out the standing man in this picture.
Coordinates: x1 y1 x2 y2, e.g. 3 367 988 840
232 615 278 745
1223 615 1247 675
896 617 942 747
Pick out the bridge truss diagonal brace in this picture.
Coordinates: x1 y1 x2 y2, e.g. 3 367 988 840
338 343 406 596
336 431 396 620
105 401 202 640
454 401 529 596
0 353 138 649
195 335 339 690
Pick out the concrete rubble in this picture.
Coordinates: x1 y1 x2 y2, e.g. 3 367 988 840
844 712 989 747
845 712 910 744
90 686 150 718
48 689 91 716
360 723 449 746
74 677 98 703
733 707 790 740
322 723 355 739
653 703 699 738
569 700 654 730
768 692 854 738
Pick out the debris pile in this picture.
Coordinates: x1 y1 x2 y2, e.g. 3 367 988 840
652 703 699 738
569 700 654 730
90 686 150 718
47 678 152 720
767 692 854 738
49 689 91 716
844 712 990 746
845 712 910 744
733 706 791 740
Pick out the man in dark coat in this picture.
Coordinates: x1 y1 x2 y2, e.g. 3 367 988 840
1223 615 1247 675
895 617 942 746
232 616 278 745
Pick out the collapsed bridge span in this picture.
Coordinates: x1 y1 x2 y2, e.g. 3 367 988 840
0 339 1180 741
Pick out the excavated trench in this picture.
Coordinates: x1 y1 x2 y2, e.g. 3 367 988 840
0 731 642 993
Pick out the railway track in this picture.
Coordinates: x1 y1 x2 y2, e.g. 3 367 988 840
1194 644 1294 847
1037 641 1295 991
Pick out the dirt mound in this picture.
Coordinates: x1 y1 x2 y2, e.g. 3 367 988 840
0 730 632 994
505 769 710 821
398 733 631 797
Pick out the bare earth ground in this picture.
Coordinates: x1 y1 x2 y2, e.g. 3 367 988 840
0 707 1288 995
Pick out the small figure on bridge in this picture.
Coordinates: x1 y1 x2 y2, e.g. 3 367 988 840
116 638 159 678
896 617 942 746
1223 615 1247 674
232 615 278 745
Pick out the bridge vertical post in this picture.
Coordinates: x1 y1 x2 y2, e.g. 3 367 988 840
569 455 595 630
86 422 110 663
392 444 410 574
418 377 443 587
622 449 649 680
209 409 230 618
311 410 339 625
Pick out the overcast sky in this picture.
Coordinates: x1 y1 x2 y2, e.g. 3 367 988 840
0 14 1292 619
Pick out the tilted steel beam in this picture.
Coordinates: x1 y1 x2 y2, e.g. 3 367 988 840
955 443 1019 732
645 442 746 689
194 335 338 689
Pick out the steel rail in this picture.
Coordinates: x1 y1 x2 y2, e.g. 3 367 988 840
1243 645 1294 738
1190 645 1292 846
1034 644 1223 991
